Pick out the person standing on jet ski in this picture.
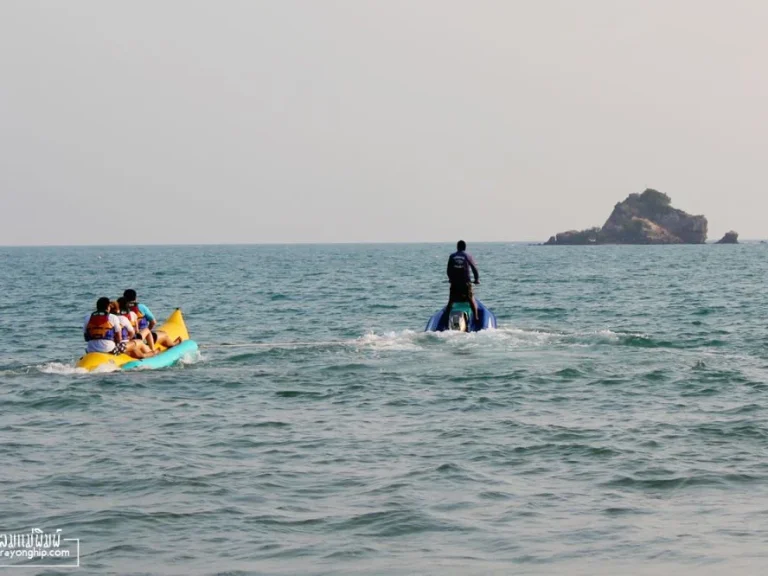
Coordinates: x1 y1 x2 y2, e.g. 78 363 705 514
445 240 480 322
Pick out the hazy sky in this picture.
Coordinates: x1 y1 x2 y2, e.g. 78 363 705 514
1 1 765 245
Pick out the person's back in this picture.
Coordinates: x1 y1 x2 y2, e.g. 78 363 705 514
444 240 480 324
83 297 123 354
447 249 478 286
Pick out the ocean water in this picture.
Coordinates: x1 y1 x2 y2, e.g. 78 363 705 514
1 243 768 575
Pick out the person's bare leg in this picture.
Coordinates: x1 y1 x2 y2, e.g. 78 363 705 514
125 340 156 359
137 341 157 357
470 296 479 322
139 328 155 350
155 331 182 348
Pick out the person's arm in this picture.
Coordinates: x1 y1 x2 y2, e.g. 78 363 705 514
467 254 480 283
112 316 123 344
124 317 136 339
140 304 157 331
446 257 452 280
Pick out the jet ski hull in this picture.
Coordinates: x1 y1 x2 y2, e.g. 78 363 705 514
424 299 497 332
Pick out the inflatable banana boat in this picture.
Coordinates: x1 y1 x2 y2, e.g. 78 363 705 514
76 308 198 372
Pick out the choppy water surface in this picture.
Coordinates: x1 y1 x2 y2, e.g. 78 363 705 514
1 243 768 575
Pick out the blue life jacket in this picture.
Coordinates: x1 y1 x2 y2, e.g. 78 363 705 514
130 303 149 331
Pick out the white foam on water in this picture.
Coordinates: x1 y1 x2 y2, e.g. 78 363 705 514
37 362 94 375
197 327 651 357
353 325 561 352
494 326 650 346
179 349 203 365
492 326 558 345
354 330 424 351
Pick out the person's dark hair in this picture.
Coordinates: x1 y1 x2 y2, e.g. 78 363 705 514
117 297 129 311
457 240 466 251
96 297 110 312
123 289 137 301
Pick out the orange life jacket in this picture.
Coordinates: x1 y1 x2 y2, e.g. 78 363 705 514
84 313 116 342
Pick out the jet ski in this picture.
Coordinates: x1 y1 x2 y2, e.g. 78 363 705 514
424 299 497 332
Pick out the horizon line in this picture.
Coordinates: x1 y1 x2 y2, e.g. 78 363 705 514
1 239 765 248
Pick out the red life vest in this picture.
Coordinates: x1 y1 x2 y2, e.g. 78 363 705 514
130 303 149 331
84 313 116 342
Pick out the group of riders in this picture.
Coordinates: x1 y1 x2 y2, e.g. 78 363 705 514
83 289 182 359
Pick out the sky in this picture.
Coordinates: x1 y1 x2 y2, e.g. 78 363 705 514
1 0 766 245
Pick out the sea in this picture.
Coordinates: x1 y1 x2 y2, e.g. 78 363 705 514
1 243 767 576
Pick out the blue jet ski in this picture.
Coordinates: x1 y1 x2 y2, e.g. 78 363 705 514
425 299 498 332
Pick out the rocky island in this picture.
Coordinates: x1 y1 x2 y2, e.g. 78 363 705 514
716 231 739 244
545 189 709 245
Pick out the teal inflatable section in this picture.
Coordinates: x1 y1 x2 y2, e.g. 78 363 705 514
122 340 199 371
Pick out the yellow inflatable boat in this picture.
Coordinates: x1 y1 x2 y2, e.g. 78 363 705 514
77 308 198 372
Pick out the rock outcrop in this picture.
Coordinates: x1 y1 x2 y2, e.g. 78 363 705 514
716 231 739 244
545 189 708 245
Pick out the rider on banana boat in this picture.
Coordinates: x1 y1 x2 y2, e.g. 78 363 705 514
122 290 182 350
110 300 157 359
123 288 157 349
83 297 125 355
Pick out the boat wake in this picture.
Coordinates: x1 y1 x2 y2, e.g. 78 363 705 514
37 362 103 375
351 325 650 352
202 325 651 356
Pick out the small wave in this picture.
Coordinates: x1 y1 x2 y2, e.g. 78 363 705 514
603 472 766 490
227 351 272 362
603 506 648 516
619 334 671 348
620 334 729 349
555 367 584 379
275 390 328 399
519 306 569 318
694 306 726 316
332 507 466 537
322 546 378 560
27 395 89 410
241 421 291 428
642 369 669 382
